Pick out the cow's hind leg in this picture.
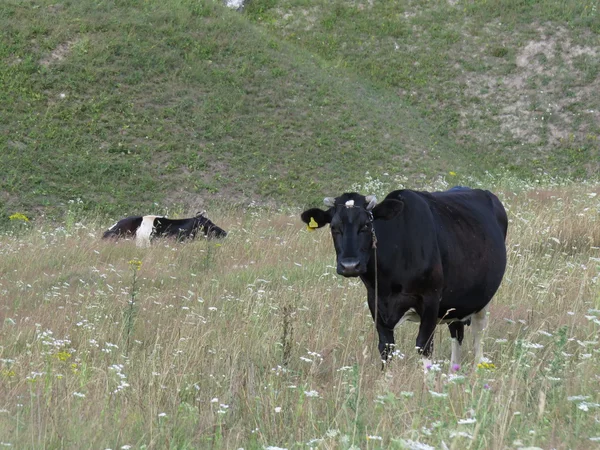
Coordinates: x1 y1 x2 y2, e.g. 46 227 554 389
447 321 465 370
472 305 489 363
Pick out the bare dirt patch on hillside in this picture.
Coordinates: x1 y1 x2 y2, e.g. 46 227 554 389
39 39 77 67
456 24 599 174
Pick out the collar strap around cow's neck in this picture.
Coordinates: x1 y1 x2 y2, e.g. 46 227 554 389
367 210 377 249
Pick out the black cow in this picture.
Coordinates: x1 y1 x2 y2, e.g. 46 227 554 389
103 211 227 246
301 187 507 368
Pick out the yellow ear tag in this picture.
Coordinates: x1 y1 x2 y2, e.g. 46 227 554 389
307 217 318 231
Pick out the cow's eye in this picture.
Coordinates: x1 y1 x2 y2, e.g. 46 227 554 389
331 227 342 235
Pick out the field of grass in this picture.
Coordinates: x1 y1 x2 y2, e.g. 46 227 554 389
1 176 599 449
2 1 599 447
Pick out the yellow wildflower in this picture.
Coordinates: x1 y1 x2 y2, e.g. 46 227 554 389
1 369 16 378
477 362 496 370
9 212 29 222
449 171 457 176
55 351 72 362
128 259 142 271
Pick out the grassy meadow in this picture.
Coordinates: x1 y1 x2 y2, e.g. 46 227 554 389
1 175 599 449
2 0 600 448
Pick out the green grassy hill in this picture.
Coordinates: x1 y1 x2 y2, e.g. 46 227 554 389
1 0 598 220
248 0 600 176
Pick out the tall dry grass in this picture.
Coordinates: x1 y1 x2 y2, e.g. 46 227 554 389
0 183 599 449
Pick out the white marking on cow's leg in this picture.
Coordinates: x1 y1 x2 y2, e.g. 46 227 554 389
472 306 489 363
136 216 157 248
450 338 462 369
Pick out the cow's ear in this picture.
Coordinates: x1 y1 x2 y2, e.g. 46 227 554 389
301 208 333 229
372 199 403 220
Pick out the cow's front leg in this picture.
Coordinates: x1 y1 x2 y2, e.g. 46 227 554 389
366 289 416 369
377 325 395 367
415 296 440 358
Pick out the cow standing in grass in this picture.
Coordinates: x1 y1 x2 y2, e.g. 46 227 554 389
301 187 507 368
103 211 227 247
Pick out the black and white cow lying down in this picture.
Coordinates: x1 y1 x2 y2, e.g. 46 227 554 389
301 186 508 368
102 211 227 247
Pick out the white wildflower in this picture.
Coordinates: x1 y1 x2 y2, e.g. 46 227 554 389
457 418 477 425
522 342 544 349
304 390 320 398
449 431 473 439
568 395 591 401
429 390 448 398
397 439 435 450
366 435 382 440
578 402 600 412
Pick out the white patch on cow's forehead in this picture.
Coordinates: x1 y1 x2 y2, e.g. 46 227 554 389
345 200 355 208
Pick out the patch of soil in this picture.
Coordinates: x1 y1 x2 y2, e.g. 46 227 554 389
455 24 600 173
39 40 77 67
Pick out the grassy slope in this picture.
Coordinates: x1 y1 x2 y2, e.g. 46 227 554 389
248 0 600 177
1 0 479 221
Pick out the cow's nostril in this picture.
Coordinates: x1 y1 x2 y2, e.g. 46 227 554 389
340 259 360 270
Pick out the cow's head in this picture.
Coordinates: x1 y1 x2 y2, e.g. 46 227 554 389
301 193 403 277
196 212 228 239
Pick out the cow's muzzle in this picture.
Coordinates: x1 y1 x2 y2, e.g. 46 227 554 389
337 258 363 277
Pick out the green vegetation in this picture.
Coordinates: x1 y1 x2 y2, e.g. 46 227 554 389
1 3 599 446
250 0 600 178
0 0 465 219
2 0 598 221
